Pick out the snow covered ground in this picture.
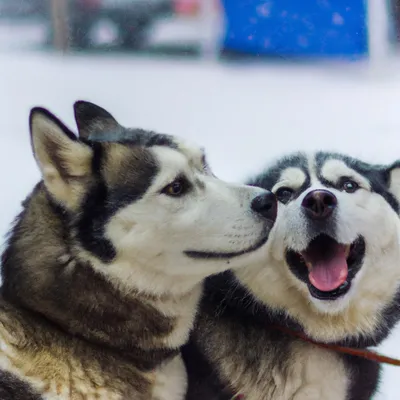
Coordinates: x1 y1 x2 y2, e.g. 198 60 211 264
1 20 400 399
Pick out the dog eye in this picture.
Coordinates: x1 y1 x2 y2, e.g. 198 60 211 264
162 177 190 197
275 187 294 204
342 180 359 193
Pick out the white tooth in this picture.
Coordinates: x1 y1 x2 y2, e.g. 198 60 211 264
306 261 313 271
344 245 350 258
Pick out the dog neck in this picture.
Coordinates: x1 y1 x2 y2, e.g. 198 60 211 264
1 184 203 370
206 271 398 349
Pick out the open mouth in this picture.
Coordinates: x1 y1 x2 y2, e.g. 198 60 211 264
286 234 365 301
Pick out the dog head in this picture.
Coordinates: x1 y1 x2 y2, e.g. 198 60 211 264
28 102 277 295
235 152 400 342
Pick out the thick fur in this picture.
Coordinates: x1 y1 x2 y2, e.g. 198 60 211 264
0 102 276 399
184 152 400 400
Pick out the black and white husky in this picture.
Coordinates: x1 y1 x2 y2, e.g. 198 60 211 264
0 101 277 399
184 152 400 400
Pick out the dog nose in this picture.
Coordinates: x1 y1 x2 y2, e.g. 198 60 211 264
302 189 337 220
251 191 277 221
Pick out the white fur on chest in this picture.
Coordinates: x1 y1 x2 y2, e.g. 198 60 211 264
151 355 187 400
277 342 348 400
241 342 349 400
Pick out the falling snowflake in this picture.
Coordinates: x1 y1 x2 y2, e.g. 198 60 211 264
332 12 344 25
256 2 271 18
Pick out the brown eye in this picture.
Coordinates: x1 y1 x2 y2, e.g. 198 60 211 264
162 177 190 197
275 187 294 204
342 180 359 193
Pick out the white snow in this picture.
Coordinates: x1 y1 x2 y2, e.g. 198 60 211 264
1 21 400 399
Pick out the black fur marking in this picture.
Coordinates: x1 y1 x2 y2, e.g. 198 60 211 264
348 287 400 348
342 355 381 400
248 152 311 201
82 124 178 149
107 128 178 149
74 143 116 263
75 143 159 263
182 341 232 400
74 100 123 140
75 185 117 263
0 370 43 400
74 100 117 127
315 152 400 213
202 272 303 333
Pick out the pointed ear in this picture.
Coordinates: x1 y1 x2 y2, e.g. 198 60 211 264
30 107 93 210
387 162 400 202
73 101 122 141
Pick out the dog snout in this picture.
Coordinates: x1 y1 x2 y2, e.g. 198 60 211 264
302 189 337 220
251 191 277 221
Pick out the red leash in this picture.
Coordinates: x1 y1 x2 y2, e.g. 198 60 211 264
272 325 400 366
232 325 400 400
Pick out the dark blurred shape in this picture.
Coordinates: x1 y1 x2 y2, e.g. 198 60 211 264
66 0 173 49
0 0 47 18
51 0 69 52
391 0 400 41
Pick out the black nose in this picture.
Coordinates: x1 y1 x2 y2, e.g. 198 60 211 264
302 189 337 220
251 191 277 221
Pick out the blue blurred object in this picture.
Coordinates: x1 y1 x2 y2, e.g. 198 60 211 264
221 0 369 58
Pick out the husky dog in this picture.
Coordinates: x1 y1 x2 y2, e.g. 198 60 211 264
184 152 400 400
0 101 277 400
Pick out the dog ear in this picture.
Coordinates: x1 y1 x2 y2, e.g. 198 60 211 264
74 101 122 141
30 107 93 210
387 162 400 202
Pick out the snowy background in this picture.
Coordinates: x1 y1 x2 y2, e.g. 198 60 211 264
1 18 400 399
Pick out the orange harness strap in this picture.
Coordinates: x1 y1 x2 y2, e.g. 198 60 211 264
272 325 400 366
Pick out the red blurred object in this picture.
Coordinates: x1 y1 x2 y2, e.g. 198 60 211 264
173 0 220 16
173 0 199 16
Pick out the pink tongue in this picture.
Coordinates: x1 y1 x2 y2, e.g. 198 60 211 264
307 247 348 292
